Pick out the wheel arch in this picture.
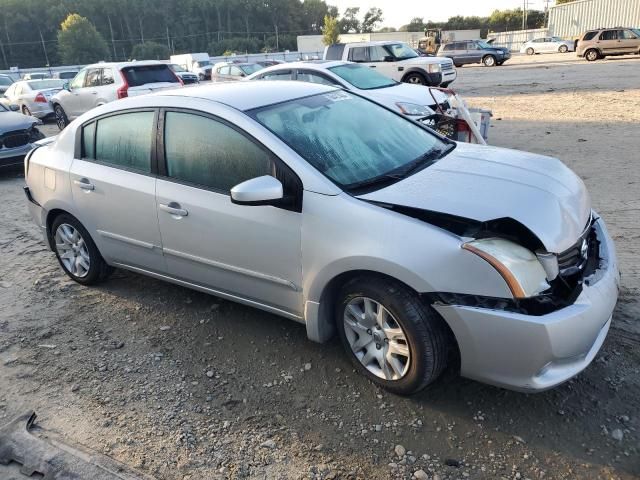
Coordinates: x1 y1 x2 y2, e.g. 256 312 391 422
400 68 427 83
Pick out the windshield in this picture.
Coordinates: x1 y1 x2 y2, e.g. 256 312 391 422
29 79 65 90
195 60 211 67
386 43 419 60
240 64 261 75
329 64 396 90
170 64 186 72
0 76 12 86
251 91 448 191
476 40 493 49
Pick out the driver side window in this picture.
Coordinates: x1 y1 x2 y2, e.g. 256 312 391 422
70 70 87 89
368 46 390 62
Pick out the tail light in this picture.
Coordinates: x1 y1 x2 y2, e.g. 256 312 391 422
117 70 129 99
456 118 472 143
34 92 47 103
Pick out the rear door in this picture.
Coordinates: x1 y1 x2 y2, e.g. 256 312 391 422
155 109 303 315
598 30 620 54
69 109 166 273
122 64 181 96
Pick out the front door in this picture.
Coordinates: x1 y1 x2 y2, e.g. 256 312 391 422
69 109 166 272
155 110 303 315
62 68 89 119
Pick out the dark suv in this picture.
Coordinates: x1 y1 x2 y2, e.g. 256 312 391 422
576 28 640 61
437 40 511 67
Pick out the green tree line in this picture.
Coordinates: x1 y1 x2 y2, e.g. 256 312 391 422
0 0 335 68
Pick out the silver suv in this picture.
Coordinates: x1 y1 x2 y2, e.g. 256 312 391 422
577 27 640 61
24 82 618 395
51 61 182 130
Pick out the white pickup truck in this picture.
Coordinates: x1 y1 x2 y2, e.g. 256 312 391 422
324 41 457 87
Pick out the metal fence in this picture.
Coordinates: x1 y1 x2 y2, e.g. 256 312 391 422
548 0 640 39
486 28 549 51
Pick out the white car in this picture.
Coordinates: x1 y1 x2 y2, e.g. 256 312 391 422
324 41 457 88
1 79 65 118
520 37 574 55
51 61 182 130
246 60 449 118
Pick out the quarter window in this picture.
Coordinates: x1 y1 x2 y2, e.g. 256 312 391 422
163 112 271 193
94 111 154 172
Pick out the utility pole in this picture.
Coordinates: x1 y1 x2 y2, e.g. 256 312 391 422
166 25 171 51
38 28 50 67
108 16 117 60
275 24 279 51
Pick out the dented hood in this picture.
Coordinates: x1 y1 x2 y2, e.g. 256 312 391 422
359 142 591 253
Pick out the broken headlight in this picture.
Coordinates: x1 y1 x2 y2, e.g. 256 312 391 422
462 238 550 299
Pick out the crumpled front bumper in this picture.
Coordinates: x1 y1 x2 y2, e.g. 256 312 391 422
434 214 619 392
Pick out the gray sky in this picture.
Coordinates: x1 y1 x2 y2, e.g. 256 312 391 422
331 0 554 28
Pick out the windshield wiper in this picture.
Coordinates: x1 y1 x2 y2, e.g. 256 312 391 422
345 143 455 194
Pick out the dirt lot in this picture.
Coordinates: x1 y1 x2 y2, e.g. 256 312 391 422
1 53 639 480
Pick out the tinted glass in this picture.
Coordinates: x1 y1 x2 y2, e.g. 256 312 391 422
121 65 178 87
296 71 337 86
583 31 598 40
600 30 617 40
0 76 13 86
329 64 395 89
58 71 77 79
102 68 115 85
260 70 292 80
348 47 367 62
70 70 87 89
239 64 261 75
164 112 271 193
95 111 154 172
252 91 444 189
82 121 96 158
442 44 453 51
85 69 101 87
29 79 65 90
170 64 186 72
632 29 640 37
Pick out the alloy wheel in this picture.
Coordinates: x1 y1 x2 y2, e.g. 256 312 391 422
55 106 67 129
343 297 411 381
585 49 598 61
55 223 90 278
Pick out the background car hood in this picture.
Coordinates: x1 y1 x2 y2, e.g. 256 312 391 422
369 83 448 108
0 111 38 133
358 142 591 253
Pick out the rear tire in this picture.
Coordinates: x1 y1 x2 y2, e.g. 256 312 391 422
50 214 113 285
482 55 497 67
22 105 32 116
559 44 568 53
336 276 449 395
54 104 69 130
585 49 599 61
526 47 535 55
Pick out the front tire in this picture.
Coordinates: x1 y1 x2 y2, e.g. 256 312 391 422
336 276 449 395
585 49 600 61
22 105 32 116
526 47 535 55
403 72 427 86
482 55 497 67
559 44 568 53
50 214 112 285
54 104 69 130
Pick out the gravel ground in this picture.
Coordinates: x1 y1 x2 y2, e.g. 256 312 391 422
1 53 639 480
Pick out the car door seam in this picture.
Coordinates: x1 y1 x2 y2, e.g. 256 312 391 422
96 229 158 249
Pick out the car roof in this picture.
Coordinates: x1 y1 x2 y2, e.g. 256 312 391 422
157 81 338 111
84 60 166 69
255 60 348 74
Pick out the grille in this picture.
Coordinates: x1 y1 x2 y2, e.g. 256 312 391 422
0 130 30 149
442 63 454 71
557 218 593 276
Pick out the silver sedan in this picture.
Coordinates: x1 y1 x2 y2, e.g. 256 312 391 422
521 37 575 55
23 82 618 395
2 79 65 119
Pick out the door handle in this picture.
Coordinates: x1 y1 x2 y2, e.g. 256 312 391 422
369 65 376 68
90 91 98 94
159 202 188 217
74 179 94 190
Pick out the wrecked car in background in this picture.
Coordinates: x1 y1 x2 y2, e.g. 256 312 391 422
0 102 45 168
24 82 618 395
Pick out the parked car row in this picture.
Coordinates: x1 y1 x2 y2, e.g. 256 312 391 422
23 80 619 396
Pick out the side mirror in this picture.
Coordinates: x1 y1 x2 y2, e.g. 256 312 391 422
63 82 70 91
9 104 19 112
383 55 395 62
230 175 283 206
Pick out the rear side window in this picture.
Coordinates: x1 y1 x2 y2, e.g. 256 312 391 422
259 70 292 80
163 111 271 193
325 44 345 60
582 31 598 41
94 111 154 172
102 68 115 85
348 47 368 62
599 30 618 40
121 65 178 87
